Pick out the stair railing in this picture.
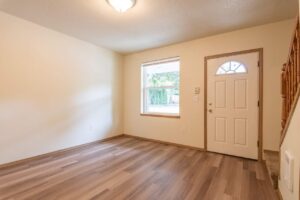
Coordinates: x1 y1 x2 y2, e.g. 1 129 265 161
281 17 300 144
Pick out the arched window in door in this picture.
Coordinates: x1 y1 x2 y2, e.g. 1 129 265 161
216 61 247 75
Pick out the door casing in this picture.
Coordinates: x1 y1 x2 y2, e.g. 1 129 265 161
204 48 263 161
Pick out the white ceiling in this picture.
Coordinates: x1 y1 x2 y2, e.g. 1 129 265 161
0 0 298 54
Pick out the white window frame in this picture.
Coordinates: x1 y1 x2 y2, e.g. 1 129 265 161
141 57 180 118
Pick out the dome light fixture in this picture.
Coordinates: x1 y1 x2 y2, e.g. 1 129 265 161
106 0 136 12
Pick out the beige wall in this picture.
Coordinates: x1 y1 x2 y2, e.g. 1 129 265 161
279 100 300 200
0 11 123 165
124 20 294 152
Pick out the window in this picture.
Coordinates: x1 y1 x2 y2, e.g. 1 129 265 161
216 61 247 75
141 57 180 116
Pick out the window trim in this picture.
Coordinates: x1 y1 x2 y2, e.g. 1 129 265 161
141 57 181 118
140 113 181 118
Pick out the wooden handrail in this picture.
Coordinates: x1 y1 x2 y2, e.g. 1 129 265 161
281 16 300 145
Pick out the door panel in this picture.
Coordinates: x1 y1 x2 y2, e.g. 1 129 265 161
234 118 247 145
207 52 259 160
215 81 226 108
234 79 247 109
215 117 226 142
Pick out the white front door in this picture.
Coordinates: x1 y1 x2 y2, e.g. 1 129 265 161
207 52 259 160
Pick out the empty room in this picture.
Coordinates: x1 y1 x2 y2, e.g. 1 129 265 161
1 0 300 199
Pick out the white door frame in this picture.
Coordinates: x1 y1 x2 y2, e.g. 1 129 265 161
204 48 263 161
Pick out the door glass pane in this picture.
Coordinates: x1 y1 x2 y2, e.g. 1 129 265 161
216 61 247 75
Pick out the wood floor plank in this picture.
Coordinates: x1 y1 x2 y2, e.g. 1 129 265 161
0 136 279 200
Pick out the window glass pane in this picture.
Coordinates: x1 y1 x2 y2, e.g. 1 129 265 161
222 62 231 71
142 58 180 115
145 88 179 114
144 61 179 87
231 61 241 70
216 68 226 75
235 65 247 73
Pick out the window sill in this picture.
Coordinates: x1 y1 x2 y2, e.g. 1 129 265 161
140 113 180 119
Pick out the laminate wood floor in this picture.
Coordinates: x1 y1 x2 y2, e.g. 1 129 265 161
0 136 278 200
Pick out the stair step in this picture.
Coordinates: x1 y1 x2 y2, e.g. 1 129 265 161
264 150 279 189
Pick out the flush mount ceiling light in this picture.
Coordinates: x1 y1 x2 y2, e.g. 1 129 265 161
106 0 136 12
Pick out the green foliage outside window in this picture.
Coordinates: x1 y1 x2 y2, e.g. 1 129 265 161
147 72 179 105
147 71 179 87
